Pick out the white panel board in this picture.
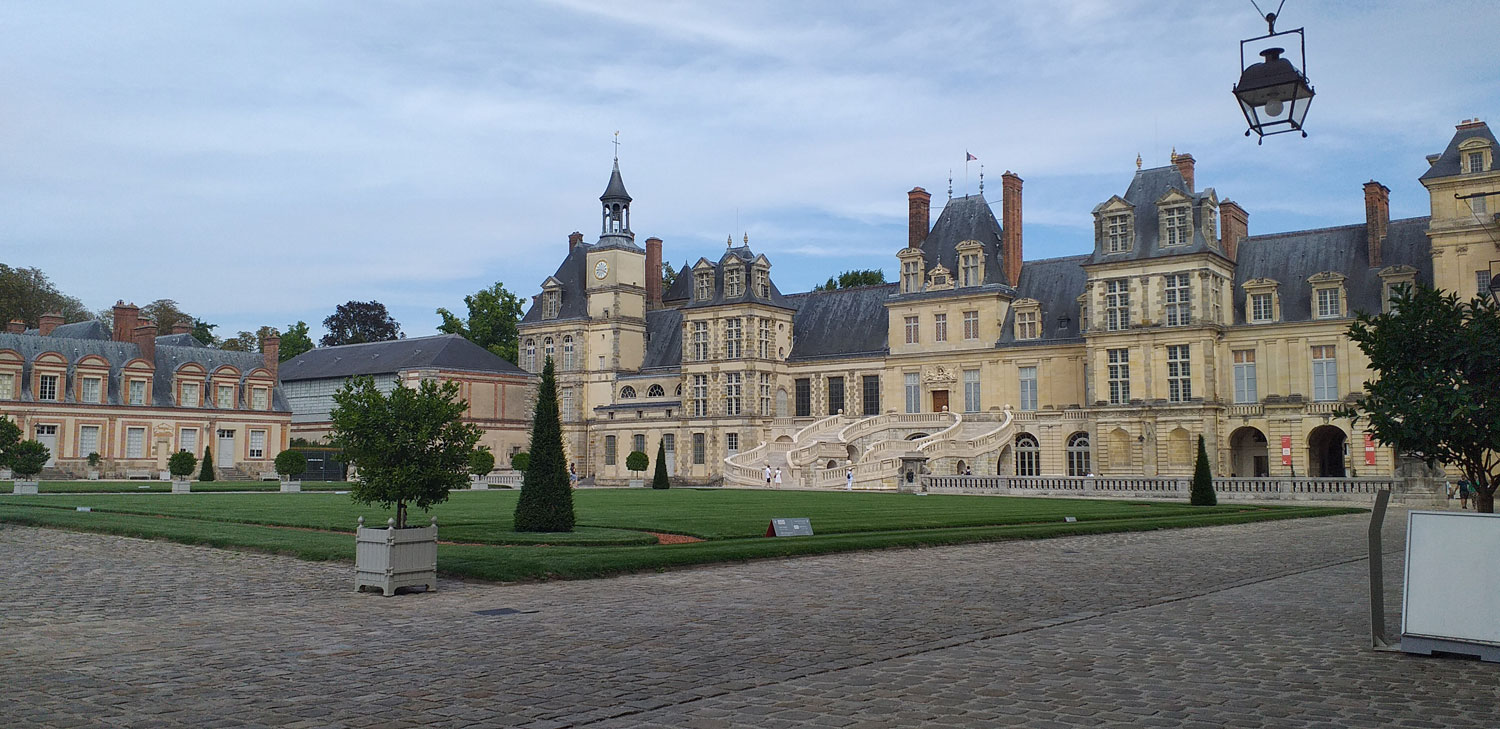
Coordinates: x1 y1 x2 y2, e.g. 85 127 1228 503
1402 510 1500 645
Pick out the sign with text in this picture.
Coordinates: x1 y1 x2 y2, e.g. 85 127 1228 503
1364 432 1377 465
1281 435 1293 466
765 518 814 537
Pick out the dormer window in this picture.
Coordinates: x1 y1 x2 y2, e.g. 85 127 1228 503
1468 151 1486 174
1162 206 1190 246
181 381 199 407
1243 278 1281 324
542 290 560 319
1106 213 1132 253
927 263 953 291
956 240 984 287
1015 308 1039 340
1308 272 1347 319
1378 265 1418 314
725 266 744 298
1459 137 1492 175
902 260 921 292
696 271 714 301
753 267 769 298
1203 205 1219 244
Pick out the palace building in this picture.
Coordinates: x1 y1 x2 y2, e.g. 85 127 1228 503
517 121 1500 488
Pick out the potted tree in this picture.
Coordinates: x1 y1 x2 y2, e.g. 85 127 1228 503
275 449 307 492
0 415 20 481
625 450 649 488
168 450 197 493
86 452 102 480
10 440 49 494
469 446 495 490
652 438 670 489
331 376 481 597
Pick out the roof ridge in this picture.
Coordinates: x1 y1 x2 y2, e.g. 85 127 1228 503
1244 215 1430 241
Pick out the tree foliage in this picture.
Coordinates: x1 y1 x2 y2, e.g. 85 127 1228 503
279 321 315 361
140 299 193 334
321 300 402 347
199 447 216 481
191 319 219 346
0 264 90 327
330 376 481 528
652 438 670 489
469 446 495 476
220 331 260 352
662 261 680 290
625 450 649 474
9 440 49 479
436 282 524 363
168 450 197 478
1190 435 1217 506
0 415 22 469
812 269 887 291
510 451 530 472
1344 285 1500 513
275 449 308 477
514 357 575 532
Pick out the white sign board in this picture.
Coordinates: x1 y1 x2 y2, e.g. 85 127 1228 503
1403 511 1500 646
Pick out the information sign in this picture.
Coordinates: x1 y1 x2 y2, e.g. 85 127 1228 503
765 518 814 537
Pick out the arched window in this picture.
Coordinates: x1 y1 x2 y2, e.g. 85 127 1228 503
1067 432 1092 476
646 384 665 398
620 386 637 399
524 339 535 372
543 337 554 364
562 335 575 370
675 383 682 397
1016 433 1040 476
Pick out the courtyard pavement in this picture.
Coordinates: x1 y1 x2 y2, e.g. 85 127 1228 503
2 509 1496 728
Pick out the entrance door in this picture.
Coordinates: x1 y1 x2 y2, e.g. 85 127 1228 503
35 425 58 467
217 429 236 468
1307 425 1347 477
931 390 949 413
664 434 676 474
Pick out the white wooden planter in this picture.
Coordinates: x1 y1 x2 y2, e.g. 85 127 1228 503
280 479 302 493
470 475 488 490
87 470 101 480
355 517 438 596
628 478 645 488
171 478 192 493
13 480 39 495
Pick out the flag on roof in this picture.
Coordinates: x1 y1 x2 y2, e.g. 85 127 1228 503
966 152 977 161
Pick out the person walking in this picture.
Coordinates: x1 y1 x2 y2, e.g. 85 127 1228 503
845 467 854 491
763 464 772 486
569 463 578 489
773 468 782 488
1459 479 1473 510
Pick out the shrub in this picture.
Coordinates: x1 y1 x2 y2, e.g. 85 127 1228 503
625 450 649 475
168 450 197 478
514 357 575 532
9 440 49 479
87 452 102 468
275 449 308 478
199 447 216 481
510 451 529 472
1191 435 1217 506
470 446 495 476
0 415 20 469
652 438 670 489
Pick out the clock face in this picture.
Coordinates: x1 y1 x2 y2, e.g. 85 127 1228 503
594 260 609 280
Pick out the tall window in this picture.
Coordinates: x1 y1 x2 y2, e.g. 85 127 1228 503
542 291 560 319
179 428 197 457
758 318 771 358
1107 348 1130 404
544 337 555 363
1105 279 1130 331
725 318 742 358
0 375 12 399
1019 366 1038 411
1468 151 1486 174
1015 310 1038 340
663 433 675 458
862 375 880 416
1312 345 1338 401
692 433 705 464
1481 271 1494 298
726 432 739 454
759 373 773 415
725 267 744 298
724 372 742 415
1250 293 1273 322
216 384 234 409
1066 433 1091 476
1316 288 1341 318
960 253 980 286
1164 273 1190 326
904 373 920 413
126 426 145 459
692 375 709 417
827 376 845 415
794 378 811 417
562 336 575 370
79 425 100 459
632 434 646 454
1233 349 1257 404
130 379 148 405
561 386 574 419
904 316 919 344
81 377 102 404
249 430 266 459
691 322 709 361
1015 433 1040 476
524 339 536 371
696 272 713 301
963 310 979 340
933 313 948 342
902 259 921 292
1167 344 1191 402
1210 276 1224 324
1163 206 1189 246
963 369 981 413
39 374 59 401
604 435 617 465
754 268 769 298
1106 214 1131 252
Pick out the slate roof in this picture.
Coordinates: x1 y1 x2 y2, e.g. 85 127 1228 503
601 160 632 202
680 245 796 311
1420 121 1497 180
520 243 592 324
51 320 111 340
662 260 695 303
642 308 683 370
997 255 1089 344
1088 165 1221 265
784 283 897 361
911 194 1009 287
1233 216 1432 323
279 334 530 382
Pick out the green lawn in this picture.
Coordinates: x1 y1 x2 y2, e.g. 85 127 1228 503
23 480 356 494
0 488 1360 583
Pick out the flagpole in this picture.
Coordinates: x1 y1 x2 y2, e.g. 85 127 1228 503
964 152 969 197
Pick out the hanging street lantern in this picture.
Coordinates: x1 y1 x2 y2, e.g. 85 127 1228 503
1233 12 1314 143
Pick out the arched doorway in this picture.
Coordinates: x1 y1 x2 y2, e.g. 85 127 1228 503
1015 433 1040 476
906 432 929 440
1066 432 1091 476
955 459 967 475
997 444 1012 475
775 389 789 418
1307 425 1347 477
1229 427 1269 477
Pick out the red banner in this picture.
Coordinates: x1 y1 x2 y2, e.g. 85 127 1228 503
1364 432 1377 465
1281 435 1293 466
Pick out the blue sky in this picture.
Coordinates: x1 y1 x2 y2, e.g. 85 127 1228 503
3 1 1498 341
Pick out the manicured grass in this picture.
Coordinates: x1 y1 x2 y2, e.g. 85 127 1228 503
19 480 356 494
0 489 1361 583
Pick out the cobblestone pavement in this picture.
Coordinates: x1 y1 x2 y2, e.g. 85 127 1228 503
2 511 1495 728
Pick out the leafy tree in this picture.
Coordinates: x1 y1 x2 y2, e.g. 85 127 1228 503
812 269 887 291
0 415 21 469
140 299 193 334
514 357 575 532
510 451 530 472
168 450 197 478
652 439 670 489
436 282 524 363
220 331 259 352
626 450 649 475
199 447 216 481
9 440 49 479
0 264 90 327
191 318 219 346
275 449 308 479
279 321 315 361
661 261 679 289
1344 285 1500 513
1190 436 1217 506
331 376 481 528
321 300 402 347
469 446 495 476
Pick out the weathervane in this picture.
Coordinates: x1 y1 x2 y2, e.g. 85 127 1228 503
612 131 620 162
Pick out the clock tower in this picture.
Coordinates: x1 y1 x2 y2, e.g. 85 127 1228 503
585 153 647 373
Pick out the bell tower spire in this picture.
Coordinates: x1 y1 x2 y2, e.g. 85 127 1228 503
600 132 634 243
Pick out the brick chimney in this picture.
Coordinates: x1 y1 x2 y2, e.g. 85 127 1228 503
568 231 584 252
6 319 24 334
132 319 158 365
112 300 140 342
644 237 663 309
907 187 931 249
1001 172 1023 287
1171 151 1195 193
1363 181 1390 268
261 332 280 378
38 312 64 336
170 321 192 335
1220 200 1249 262
1458 118 1487 131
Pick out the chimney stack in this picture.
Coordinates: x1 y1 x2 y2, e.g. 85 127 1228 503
6 319 24 334
38 312 64 336
171 321 192 335
907 187 931 249
1363 181 1390 268
1171 151 1196 193
132 319 158 365
1220 200 1249 262
1001 172 1024 287
644 237 663 310
568 231 585 252
262 331 281 378
112 300 140 342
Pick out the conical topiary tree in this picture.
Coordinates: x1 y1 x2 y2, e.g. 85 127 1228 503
1190 435 1217 506
514 356 575 532
199 447 216 481
652 438 670 489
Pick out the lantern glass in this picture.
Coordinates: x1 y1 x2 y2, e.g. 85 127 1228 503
1234 36 1315 140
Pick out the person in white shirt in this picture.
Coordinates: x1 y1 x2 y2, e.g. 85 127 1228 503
763 464 772 485
773 468 782 488
845 467 854 491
